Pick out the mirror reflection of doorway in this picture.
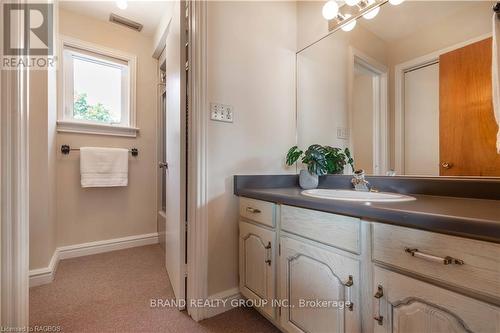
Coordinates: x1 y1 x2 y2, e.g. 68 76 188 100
157 55 167 252
350 54 388 176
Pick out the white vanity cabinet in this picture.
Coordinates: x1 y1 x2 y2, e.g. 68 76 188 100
238 198 277 320
279 236 360 333
238 197 500 333
239 221 276 319
372 266 500 333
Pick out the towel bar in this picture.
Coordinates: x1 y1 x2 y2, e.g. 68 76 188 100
61 145 139 157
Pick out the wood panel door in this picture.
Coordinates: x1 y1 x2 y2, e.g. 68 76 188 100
373 266 500 333
440 37 500 176
239 221 276 319
279 237 360 333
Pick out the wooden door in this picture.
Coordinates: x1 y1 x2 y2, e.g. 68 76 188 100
279 237 360 333
440 37 500 176
373 266 500 333
239 221 276 319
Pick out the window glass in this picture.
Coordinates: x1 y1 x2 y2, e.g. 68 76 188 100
72 56 122 124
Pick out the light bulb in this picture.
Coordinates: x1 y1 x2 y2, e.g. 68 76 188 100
363 6 380 19
389 0 404 4
341 14 357 32
116 0 128 10
345 0 360 6
322 1 339 20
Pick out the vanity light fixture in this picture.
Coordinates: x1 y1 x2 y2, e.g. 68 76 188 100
345 0 361 6
323 0 386 32
340 14 357 31
363 6 380 19
322 0 340 20
116 0 128 10
388 0 404 5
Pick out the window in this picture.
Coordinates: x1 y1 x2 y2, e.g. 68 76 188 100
58 37 137 137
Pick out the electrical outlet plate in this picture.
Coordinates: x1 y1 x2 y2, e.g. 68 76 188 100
337 127 349 140
210 103 233 123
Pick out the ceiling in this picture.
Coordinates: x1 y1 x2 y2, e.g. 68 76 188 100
59 1 171 36
358 1 482 42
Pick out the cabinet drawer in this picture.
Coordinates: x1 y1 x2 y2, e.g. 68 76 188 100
281 205 360 254
372 223 500 299
239 197 274 227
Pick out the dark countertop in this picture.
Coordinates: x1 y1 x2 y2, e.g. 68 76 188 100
236 187 500 244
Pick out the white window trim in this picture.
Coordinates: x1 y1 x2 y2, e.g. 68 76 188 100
57 35 139 137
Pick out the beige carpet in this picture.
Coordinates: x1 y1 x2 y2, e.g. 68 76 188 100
30 244 280 333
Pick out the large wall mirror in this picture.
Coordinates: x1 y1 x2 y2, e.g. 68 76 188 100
297 0 500 177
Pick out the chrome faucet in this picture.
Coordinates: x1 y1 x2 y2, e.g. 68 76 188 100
351 169 371 192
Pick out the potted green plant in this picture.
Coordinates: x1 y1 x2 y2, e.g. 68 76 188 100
286 144 354 189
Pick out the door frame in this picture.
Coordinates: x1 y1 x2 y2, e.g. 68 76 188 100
186 0 209 321
348 47 389 175
394 33 491 175
0 0 30 326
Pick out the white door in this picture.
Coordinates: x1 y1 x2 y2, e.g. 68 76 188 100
279 237 360 333
404 62 439 175
373 266 500 333
164 0 187 308
239 221 276 319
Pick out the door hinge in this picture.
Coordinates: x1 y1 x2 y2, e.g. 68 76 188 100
278 243 281 256
278 306 282 317
184 264 188 277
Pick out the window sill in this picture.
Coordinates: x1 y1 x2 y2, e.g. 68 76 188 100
57 120 139 138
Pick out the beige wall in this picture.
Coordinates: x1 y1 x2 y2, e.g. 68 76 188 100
29 69 57 269
351 72 373 174
55 9 157 247
206 1 297 295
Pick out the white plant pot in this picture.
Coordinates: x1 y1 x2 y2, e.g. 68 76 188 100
299 169 319 190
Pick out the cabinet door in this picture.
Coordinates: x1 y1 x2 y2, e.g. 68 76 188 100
373 266 500 333
239 221 276 319
279 237 361 333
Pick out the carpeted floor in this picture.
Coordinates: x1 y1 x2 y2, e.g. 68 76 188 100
30 244 280 333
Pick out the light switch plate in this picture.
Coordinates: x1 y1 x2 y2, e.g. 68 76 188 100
210 103 233 123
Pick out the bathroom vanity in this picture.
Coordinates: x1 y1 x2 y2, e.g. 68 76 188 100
235 1 500 331
235 175 500 333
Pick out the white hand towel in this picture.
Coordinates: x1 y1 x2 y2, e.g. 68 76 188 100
80 147 129 188
492 13 500 153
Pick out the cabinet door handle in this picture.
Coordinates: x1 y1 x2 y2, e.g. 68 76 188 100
265 242 272 266
344 275 354 311
246 207 261 214
404 247 464 265
373 285 384 326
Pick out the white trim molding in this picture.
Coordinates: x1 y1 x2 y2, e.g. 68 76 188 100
0 1 30 325
29 233 159 287
204 288 242 319
186 0 209 322
57 35 138 137
56 120 139 138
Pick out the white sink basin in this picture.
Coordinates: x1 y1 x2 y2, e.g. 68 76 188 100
301 189 416 202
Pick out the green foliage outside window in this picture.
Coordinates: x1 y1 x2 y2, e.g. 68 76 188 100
73 92 116 123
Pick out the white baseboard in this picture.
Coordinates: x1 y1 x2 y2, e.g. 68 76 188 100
204 287 242 319
29 232 159 287
29 250 60 287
